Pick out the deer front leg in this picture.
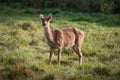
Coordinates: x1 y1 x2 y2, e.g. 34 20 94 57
58 48 62 65
49 48 54 65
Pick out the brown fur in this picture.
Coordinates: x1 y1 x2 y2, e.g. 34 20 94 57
39 14 84 65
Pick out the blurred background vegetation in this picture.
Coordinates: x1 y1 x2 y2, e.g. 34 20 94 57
0 0 120 14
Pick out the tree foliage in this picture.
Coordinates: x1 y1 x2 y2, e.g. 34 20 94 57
0 0 120 13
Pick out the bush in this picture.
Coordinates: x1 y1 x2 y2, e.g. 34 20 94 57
24 8 35 14
8 62 36 80
20 21 37 31
114 71 120 76
38 9 63 15
9 2 25 9
100 0 115 13
1 0 119 13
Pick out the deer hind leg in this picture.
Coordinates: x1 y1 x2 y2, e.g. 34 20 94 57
49 48 54 65
73 46 82 65
75 31 84 65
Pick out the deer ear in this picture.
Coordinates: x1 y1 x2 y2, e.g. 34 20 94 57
39 14 44 20
48 14 52 21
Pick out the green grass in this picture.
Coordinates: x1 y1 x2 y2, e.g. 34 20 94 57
0 7 120 80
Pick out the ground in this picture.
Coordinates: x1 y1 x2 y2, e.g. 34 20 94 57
0 7 120 80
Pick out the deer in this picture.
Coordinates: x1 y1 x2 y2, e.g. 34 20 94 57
39 14 85 65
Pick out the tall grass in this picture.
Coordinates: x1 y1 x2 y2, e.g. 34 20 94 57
0 7 120 80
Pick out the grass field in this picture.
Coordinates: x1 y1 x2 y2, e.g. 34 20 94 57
0 7 120 80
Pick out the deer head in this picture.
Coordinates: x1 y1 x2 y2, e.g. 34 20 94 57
39 14 52 28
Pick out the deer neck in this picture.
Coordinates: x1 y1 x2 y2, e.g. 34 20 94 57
44 25 53 42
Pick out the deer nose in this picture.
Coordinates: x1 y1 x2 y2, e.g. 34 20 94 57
43 22 47 26
43 23 47 26
43 23 46 26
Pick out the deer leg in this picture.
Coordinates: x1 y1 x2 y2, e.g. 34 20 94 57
58 48 62 65
77 48 83 65
73 46 82 65
49 48 54 65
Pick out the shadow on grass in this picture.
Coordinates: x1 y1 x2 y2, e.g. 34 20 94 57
42 74 57 80
93 66 111 76
49 59 74 66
